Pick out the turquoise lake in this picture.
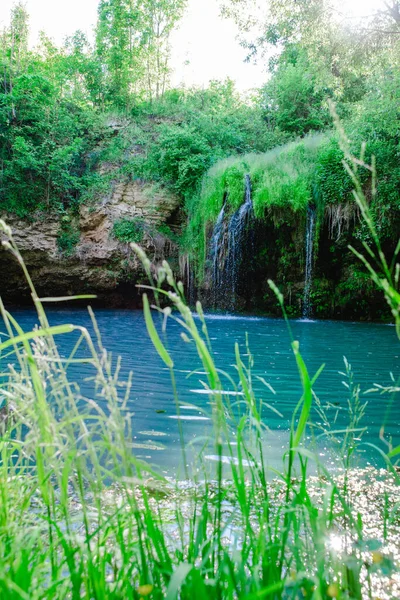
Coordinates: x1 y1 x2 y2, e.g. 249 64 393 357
1 309 399 474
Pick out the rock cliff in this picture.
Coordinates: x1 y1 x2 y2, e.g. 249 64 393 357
0 180 180 306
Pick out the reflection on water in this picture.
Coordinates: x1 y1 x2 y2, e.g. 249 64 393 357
1 308 399 473
315 467 400 600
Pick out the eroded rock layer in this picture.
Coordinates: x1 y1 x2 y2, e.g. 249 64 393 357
0 181 180 307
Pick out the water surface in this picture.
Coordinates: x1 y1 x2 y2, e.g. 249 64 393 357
1 309 399 474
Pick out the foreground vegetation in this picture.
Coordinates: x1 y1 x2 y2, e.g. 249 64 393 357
0 137 399 598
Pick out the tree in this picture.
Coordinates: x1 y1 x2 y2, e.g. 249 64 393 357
220 0 399 124
4 1 29 73
261 47 330 135
96 0 187 108
96 0 145 109
64 31 104 106
0 4 105 215
0 2 29 119
140 0 187 101
220 0 400 62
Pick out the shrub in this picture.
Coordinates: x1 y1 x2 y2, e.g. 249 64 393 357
112 217 145 243
57 217 80 256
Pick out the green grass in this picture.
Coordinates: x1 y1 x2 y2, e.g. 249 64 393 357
0 136 398 599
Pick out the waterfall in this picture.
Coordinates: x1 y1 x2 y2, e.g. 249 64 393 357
302 205 316 319
211 204 225 306
211 174 254 310
226 174 254 309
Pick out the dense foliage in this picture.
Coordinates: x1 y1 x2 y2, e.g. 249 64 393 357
0 6 104 215
0 3 280 216
118 82 286 198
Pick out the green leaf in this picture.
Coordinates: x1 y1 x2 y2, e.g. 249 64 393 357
37 295 97 302
246 581 284 599
0 324 74 353
292 340 312 448
166 563 193 600
388 445 400 459
143 294 173 368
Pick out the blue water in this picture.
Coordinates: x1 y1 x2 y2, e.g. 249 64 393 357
1 309 399 473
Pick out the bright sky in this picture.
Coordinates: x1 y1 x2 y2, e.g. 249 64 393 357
170 0 267 90
0 0 386 91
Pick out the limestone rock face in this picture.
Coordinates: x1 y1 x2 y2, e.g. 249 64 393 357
0 181 180 306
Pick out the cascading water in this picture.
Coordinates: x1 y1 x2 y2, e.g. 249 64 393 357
211 204 225 305
226 174 254 308
211 174 254 310
302 205 316 319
